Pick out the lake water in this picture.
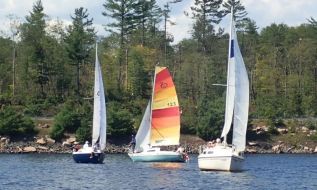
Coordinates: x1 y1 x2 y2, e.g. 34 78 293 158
0 154 316 190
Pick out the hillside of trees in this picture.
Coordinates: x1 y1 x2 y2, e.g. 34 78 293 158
1 0 317 143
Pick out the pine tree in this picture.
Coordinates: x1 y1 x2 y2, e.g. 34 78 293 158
102 0 137 48
133 0 158 46
102 0 137 90
222 0 247 28
65 7 95 96
190 0 223 52
20 0 48 98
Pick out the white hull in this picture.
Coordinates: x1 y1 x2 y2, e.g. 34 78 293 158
198 144 244 171
128 147 186 162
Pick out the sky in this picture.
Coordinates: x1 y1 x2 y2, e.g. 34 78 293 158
0 0 316 43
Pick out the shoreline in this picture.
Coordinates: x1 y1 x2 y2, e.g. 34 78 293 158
1 141 316 154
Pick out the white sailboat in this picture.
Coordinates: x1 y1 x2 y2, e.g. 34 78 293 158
72 44 107 164
128 66 187 162
198 8 249 171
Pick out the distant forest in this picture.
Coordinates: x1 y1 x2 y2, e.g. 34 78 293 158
1 0 317 141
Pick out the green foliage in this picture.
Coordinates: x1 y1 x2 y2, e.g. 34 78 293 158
107 101 134 137
268 126 279 135
289 126 296 133
50 100 87 140
65 7 95 95
128 46 151 98
2 0 317 141
305 120 317 130
20 0 49 98
310 134 317 141
272 118 285 128
180 99 199 134
223 0 248 28
75 118 91 143
267 118 283 135
190 0 223 52
50 123 64 140
102 0 136 46
0 107 36 137
197 97 224 140
54 109 80 133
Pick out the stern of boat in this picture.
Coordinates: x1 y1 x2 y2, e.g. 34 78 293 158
73 151 105 164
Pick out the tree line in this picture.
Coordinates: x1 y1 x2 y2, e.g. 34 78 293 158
1 0 317 142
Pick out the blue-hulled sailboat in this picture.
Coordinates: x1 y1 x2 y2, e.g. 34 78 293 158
72 44 107 164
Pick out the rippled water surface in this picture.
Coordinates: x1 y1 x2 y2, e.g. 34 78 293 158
0 154 316 190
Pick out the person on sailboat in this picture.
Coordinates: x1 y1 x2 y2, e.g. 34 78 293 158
83 141 89 149
176 146 189 162
72 144 81 152
207 141 215 148
176 146 184 153
129 135 136 153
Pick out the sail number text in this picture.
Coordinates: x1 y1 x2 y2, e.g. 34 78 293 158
167 102 177 107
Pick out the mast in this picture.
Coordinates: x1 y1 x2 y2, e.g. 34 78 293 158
222 6 235 144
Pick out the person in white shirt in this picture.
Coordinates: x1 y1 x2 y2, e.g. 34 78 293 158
83 141 89 149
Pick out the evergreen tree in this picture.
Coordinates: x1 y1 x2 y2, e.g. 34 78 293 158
307 17 317 27
162 1 183 65
222 0 247 28
20 0 48 98
0 37 12 100
65 7 95 96
102 0 137 90
190 0 223 52
102 0 137 48
133 0 158 46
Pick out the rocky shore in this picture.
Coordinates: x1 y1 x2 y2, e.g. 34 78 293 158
0 136 131 154
1 135 316 154
245 141 317 154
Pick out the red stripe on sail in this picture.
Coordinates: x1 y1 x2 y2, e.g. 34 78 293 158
155 68 170 83
152 116 180 129
152 107 180 118
154 77 174 93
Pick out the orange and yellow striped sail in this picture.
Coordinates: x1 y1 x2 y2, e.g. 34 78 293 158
150 66 180 146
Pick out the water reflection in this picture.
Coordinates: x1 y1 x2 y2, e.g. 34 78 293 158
151 162 183 170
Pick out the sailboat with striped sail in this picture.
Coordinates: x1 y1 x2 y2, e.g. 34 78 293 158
128 66 186 162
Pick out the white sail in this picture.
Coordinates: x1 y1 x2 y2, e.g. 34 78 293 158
232 21 249 152
92 45 107 151
221 12 235 139
135 102 151 151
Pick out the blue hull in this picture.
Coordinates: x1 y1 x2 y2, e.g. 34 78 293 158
73 153 105 164
129 154 185 162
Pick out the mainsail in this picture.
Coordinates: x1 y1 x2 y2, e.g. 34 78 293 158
150 66 180 146
231 20 249 152
92 45 107 151
135 102 151 151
